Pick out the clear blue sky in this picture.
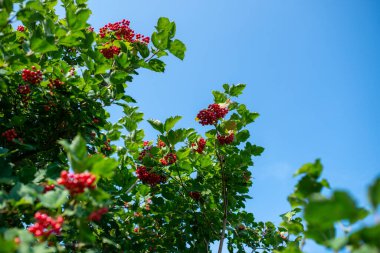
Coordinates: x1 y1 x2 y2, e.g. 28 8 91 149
86 1 380 252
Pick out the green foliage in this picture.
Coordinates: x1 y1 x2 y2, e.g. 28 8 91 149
0 1 378 253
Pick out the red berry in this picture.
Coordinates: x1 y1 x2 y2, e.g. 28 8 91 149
17 25 25 32
136 166 166 186
217 132 234 145
57 170 96 195
2 129 18 142
28 212 64 237
197 104 229 126
100 44 120 59
193 137 206 153
22 67 42 84
188 191 201 201
98 19 150 44
160 153 177 166
17 84 31 95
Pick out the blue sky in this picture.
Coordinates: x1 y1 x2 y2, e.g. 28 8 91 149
86 1 380 252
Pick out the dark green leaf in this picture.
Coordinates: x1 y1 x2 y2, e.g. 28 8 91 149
110 70 128 85
147 119 164 134
148 59 166 72
368 177 380 210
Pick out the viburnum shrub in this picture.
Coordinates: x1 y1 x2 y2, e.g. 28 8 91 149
0 1 379 252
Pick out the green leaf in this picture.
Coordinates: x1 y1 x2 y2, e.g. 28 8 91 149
147 119 164 134
135 43 150 58
169 39 186 60
0 10 9 27
368 177 380 210
167 129 186 145
229 83 246 97
212 90 228 103
151 31 169 50
349 224 380 248
91 158 118 179
305 191 369 229
30 27 58 53
148 58 166 72
40 189 69 208
294 159 323 178
75 8 91 28
156 17 170 31
59 135 88 172
236 129 250 143
164 116 182 132
110 70 128 85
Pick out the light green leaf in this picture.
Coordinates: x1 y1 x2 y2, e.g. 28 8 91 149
169 39 186 60
40 189 69 208
91 158 118 179
164 116 182 132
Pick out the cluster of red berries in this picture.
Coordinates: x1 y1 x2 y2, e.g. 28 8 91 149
48 79 64 89
188 191 201 201
57 170 96 194
2 129 18 142
136 166 166 186
28 212 63 237
103 139 111 151
17 25 25 32
159 153 177 166
99 19 150 44
87 26 94 32
92 118 100 124
88 207 108 221
157 139 166 148
43 184 55 193
100 44 121 59
17 84 31 95
22 66 43 84
138 145 153 161
197 104 229 126
192 137 206 154
217 133 234 145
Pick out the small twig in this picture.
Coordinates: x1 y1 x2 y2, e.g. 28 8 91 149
125 179 138 195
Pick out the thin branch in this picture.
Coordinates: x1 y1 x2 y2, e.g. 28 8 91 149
125 179 138 195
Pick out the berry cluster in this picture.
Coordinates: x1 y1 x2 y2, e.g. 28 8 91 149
157 139 166 148
57 170 96 194
17 84 31 95
192 137 206 154
138 145 153 161
28 212 63 237
22 67 43 85
2 129 18 142
17 25 25 32
48 79 64 89
188 191 201 201
99 19 150 44
197 104 229 126
100 44 120 59
217 133 234 145
103 139 111 151
43 184 55 193
88 207 108 221
136 166 166 186
160 153 177 166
